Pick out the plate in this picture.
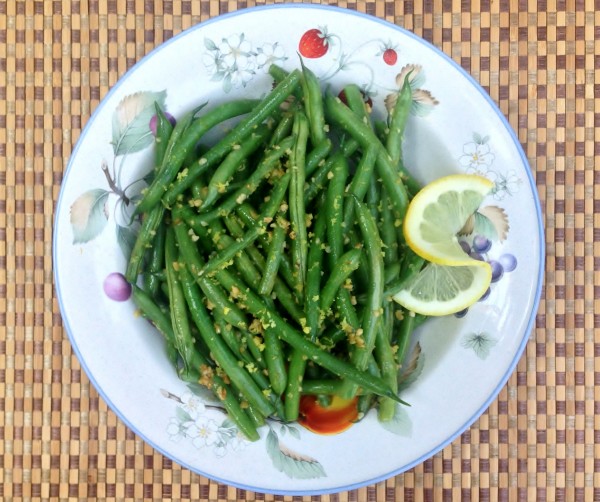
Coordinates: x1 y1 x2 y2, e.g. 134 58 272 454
53 4 543 495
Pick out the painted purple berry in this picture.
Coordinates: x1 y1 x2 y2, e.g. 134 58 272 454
103 272 132 302
455 308 469 318
478 287 491 302
499 253 517 272
472 235 492 253
459 240 471 254
490 260 504 282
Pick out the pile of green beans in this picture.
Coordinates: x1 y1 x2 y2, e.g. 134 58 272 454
127 64 426 440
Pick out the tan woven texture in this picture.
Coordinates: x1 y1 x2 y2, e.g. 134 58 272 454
0 0 596 500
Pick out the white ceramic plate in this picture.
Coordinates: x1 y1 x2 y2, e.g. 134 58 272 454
54 4 543 495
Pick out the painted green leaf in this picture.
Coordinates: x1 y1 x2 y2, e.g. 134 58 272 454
476 206 509 242
112 90 167 156
462 332 497 359
187 382 218 403
204 38 218 51
266 429 326 479
380 404 413 437
398 342 425 392
287 425 301 441
175 406 192 423
70 188 110 244
116 224 137 260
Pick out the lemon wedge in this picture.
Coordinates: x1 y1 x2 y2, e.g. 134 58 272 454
403 174 494 266
392 263 492 316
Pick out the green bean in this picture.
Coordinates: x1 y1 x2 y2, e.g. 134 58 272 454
136 99 259 213
258 213 288 296
178 264 275 418
206 218 265 294
172 212 248 329
341 84 369 124
241 329 266 370
263 327 288 396
300 62 326 146
289 111 310 293
375 304 399 421
319 248 362 315
202 124 272 210
126 205 165 283
214 313 251 364
131 285 178 365
143 219 166 298
324 93 409 220
305 138 332 177
212 267 404 403
342 144 378 229
380 189 399 268
305 195 327 341
386 73 413 168
153 102 174 172
395 309 415 370
300 379 346 396
284 349 307 422
197 172 290 277
164 226 197 374
339 198 385 399
269 110 295 147
163 70 301 206
325 154 361 333
221 211 302 310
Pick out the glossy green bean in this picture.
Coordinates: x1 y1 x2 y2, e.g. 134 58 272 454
339 198 385 399
289 111 310 293
163 70 301 205
212 267 404 403
202 124 272 209
137 99 258 213
178 264 275 418
126 205 165 283
197 172 290 277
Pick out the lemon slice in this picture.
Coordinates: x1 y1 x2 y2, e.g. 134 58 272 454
404 174 494 266
392 262 492 316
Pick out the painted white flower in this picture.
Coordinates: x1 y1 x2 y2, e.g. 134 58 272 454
179 392 206 420
166 417 186 443
188 417 220 449
460 141 495 171
202 51 223 76
256 42 286 69
490 169 522 200
218 34 253 69
229 431 250 452
213 443 228 458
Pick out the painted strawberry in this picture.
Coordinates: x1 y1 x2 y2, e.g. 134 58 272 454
298 28 330 58
383 48 398 66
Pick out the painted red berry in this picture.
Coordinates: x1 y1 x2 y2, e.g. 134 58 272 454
383 48 398 66
299 28 330 58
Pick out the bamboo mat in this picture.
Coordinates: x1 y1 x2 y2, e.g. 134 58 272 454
0 0 596 500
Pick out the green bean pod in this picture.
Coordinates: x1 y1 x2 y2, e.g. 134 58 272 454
178 265 275 418
202 124 272 210
163 70 302 205
289 111 310 293
126 205 165 283
197 172 290 278
212 267 405 403
339 198 385 399
137 99 259 213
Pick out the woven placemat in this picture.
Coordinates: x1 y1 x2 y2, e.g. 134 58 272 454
0 0 595 500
